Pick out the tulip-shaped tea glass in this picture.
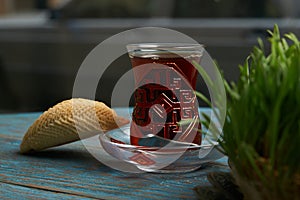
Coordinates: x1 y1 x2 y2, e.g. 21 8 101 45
127 43 204 146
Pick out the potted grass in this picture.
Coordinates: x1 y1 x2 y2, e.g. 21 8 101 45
195 25 300 200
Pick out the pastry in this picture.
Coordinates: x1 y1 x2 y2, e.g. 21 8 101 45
20 98 129 153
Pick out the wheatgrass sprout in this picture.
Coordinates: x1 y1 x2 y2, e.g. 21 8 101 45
195 25 300 200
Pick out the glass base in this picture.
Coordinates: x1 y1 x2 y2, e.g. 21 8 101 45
137 165 202 173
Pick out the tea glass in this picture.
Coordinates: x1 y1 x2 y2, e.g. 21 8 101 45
127 43 204 146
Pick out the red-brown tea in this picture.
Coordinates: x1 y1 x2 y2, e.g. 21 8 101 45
130 53 202 146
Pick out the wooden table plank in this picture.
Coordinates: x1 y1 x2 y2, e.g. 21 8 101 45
0 108 229 199
0 182 95 200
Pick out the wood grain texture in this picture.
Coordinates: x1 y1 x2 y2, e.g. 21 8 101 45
0 182 94 200
0 108 229 199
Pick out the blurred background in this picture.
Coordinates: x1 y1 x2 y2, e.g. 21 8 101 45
1 0 300 113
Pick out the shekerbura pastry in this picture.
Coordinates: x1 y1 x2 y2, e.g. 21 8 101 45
20 98 129 153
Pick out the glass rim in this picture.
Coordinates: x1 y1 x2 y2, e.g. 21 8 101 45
126 43 204 52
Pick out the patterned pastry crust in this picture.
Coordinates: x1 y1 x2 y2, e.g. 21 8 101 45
20 98 129 153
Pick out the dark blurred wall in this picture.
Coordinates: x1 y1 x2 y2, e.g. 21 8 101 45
0 0 300 112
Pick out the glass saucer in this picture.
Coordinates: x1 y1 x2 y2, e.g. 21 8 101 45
99 123 223 173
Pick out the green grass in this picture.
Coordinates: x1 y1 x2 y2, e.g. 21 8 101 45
195 25 300 199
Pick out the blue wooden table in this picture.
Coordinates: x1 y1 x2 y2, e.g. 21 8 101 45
0 108 229 199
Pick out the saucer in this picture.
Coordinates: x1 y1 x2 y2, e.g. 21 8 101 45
99 123 224 173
